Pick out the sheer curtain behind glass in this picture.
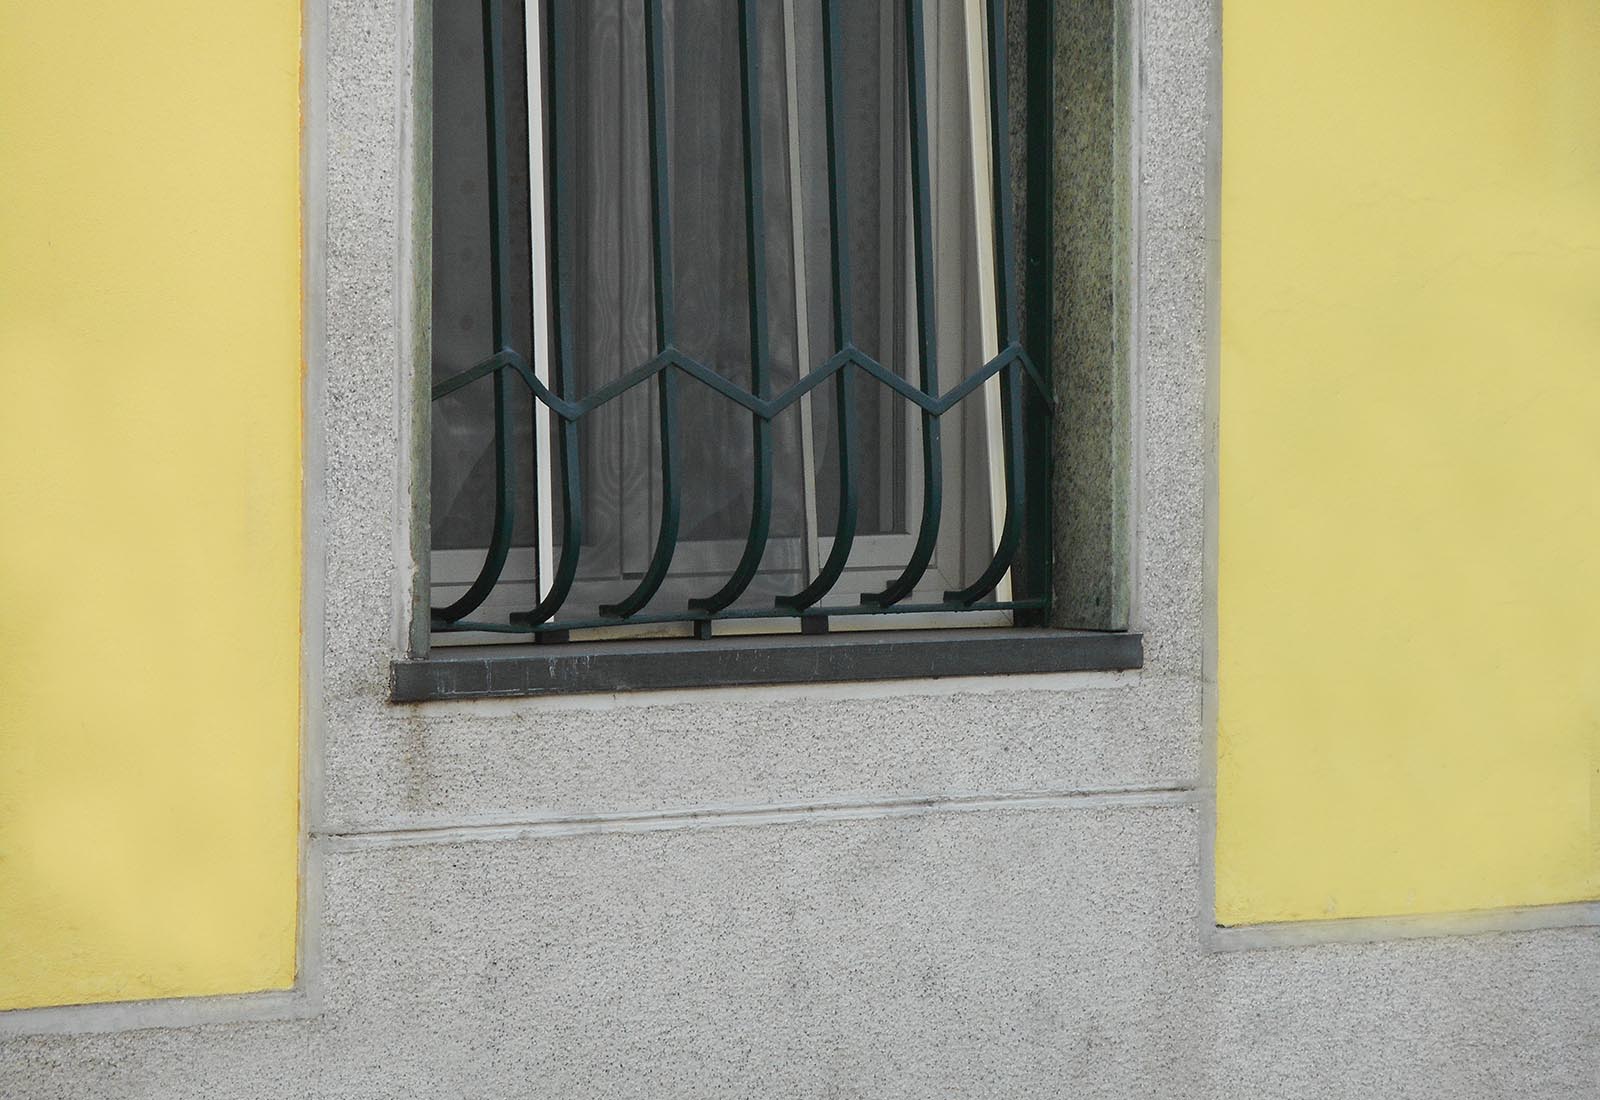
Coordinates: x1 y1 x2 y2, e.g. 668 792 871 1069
431 0 998 631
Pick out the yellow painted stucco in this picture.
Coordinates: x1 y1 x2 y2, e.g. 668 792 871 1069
1217 2 1600 924
0 2 302 1007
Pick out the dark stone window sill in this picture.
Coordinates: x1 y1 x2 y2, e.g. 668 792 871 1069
391 628 1143 702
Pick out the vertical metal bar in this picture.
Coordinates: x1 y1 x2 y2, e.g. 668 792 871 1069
434 0 518 625
778 0 858 611
692 0 774 613
863 0 944 607
947 0 1025 604
516 0 584 627
875 0 899 532
643 0 676 349
601 0 681 618
1016 0 1054 622
985 0 1020 345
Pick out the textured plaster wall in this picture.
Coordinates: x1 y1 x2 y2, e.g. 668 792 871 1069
6 809 1598 1098
2 0 1596 1094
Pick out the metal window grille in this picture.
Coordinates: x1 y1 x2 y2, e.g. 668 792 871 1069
431 0 1051 639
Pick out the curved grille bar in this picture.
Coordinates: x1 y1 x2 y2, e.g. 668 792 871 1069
776 0 859 612
691 0 776 614
863 0 944 610
944 0 1028 605
599 0 682 619
511 0 584 626
432 0 519 626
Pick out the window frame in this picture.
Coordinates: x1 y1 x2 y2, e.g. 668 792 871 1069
394 0 1140 699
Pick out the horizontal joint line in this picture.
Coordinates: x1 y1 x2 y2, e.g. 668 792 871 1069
317 784 1201 850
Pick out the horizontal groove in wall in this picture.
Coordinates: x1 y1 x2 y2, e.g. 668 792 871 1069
320 783 1201 850
1207 901 1600 952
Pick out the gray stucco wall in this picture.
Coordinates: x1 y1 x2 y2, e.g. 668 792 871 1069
3 0 1596 1095
6 808 1598 1098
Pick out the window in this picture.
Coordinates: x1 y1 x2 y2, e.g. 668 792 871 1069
402 0 1141 698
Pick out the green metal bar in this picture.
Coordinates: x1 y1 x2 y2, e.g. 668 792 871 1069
948 360 1025 604
691 0 773 613
947 0 1027 605
987 0 1021 346
434 347 575 418
1016 0 1055 622
514 0 584 626
601 0 681 619
430 337 1053 434
779 0 859 612
436 332 1047 422
435 348 517 400
434 0 518 625
864 0 944 608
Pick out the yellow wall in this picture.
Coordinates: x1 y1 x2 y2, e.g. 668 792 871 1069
0 2 302 1007
1218 2 1600 924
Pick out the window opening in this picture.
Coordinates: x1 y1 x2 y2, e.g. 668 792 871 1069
429 0 1048 643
